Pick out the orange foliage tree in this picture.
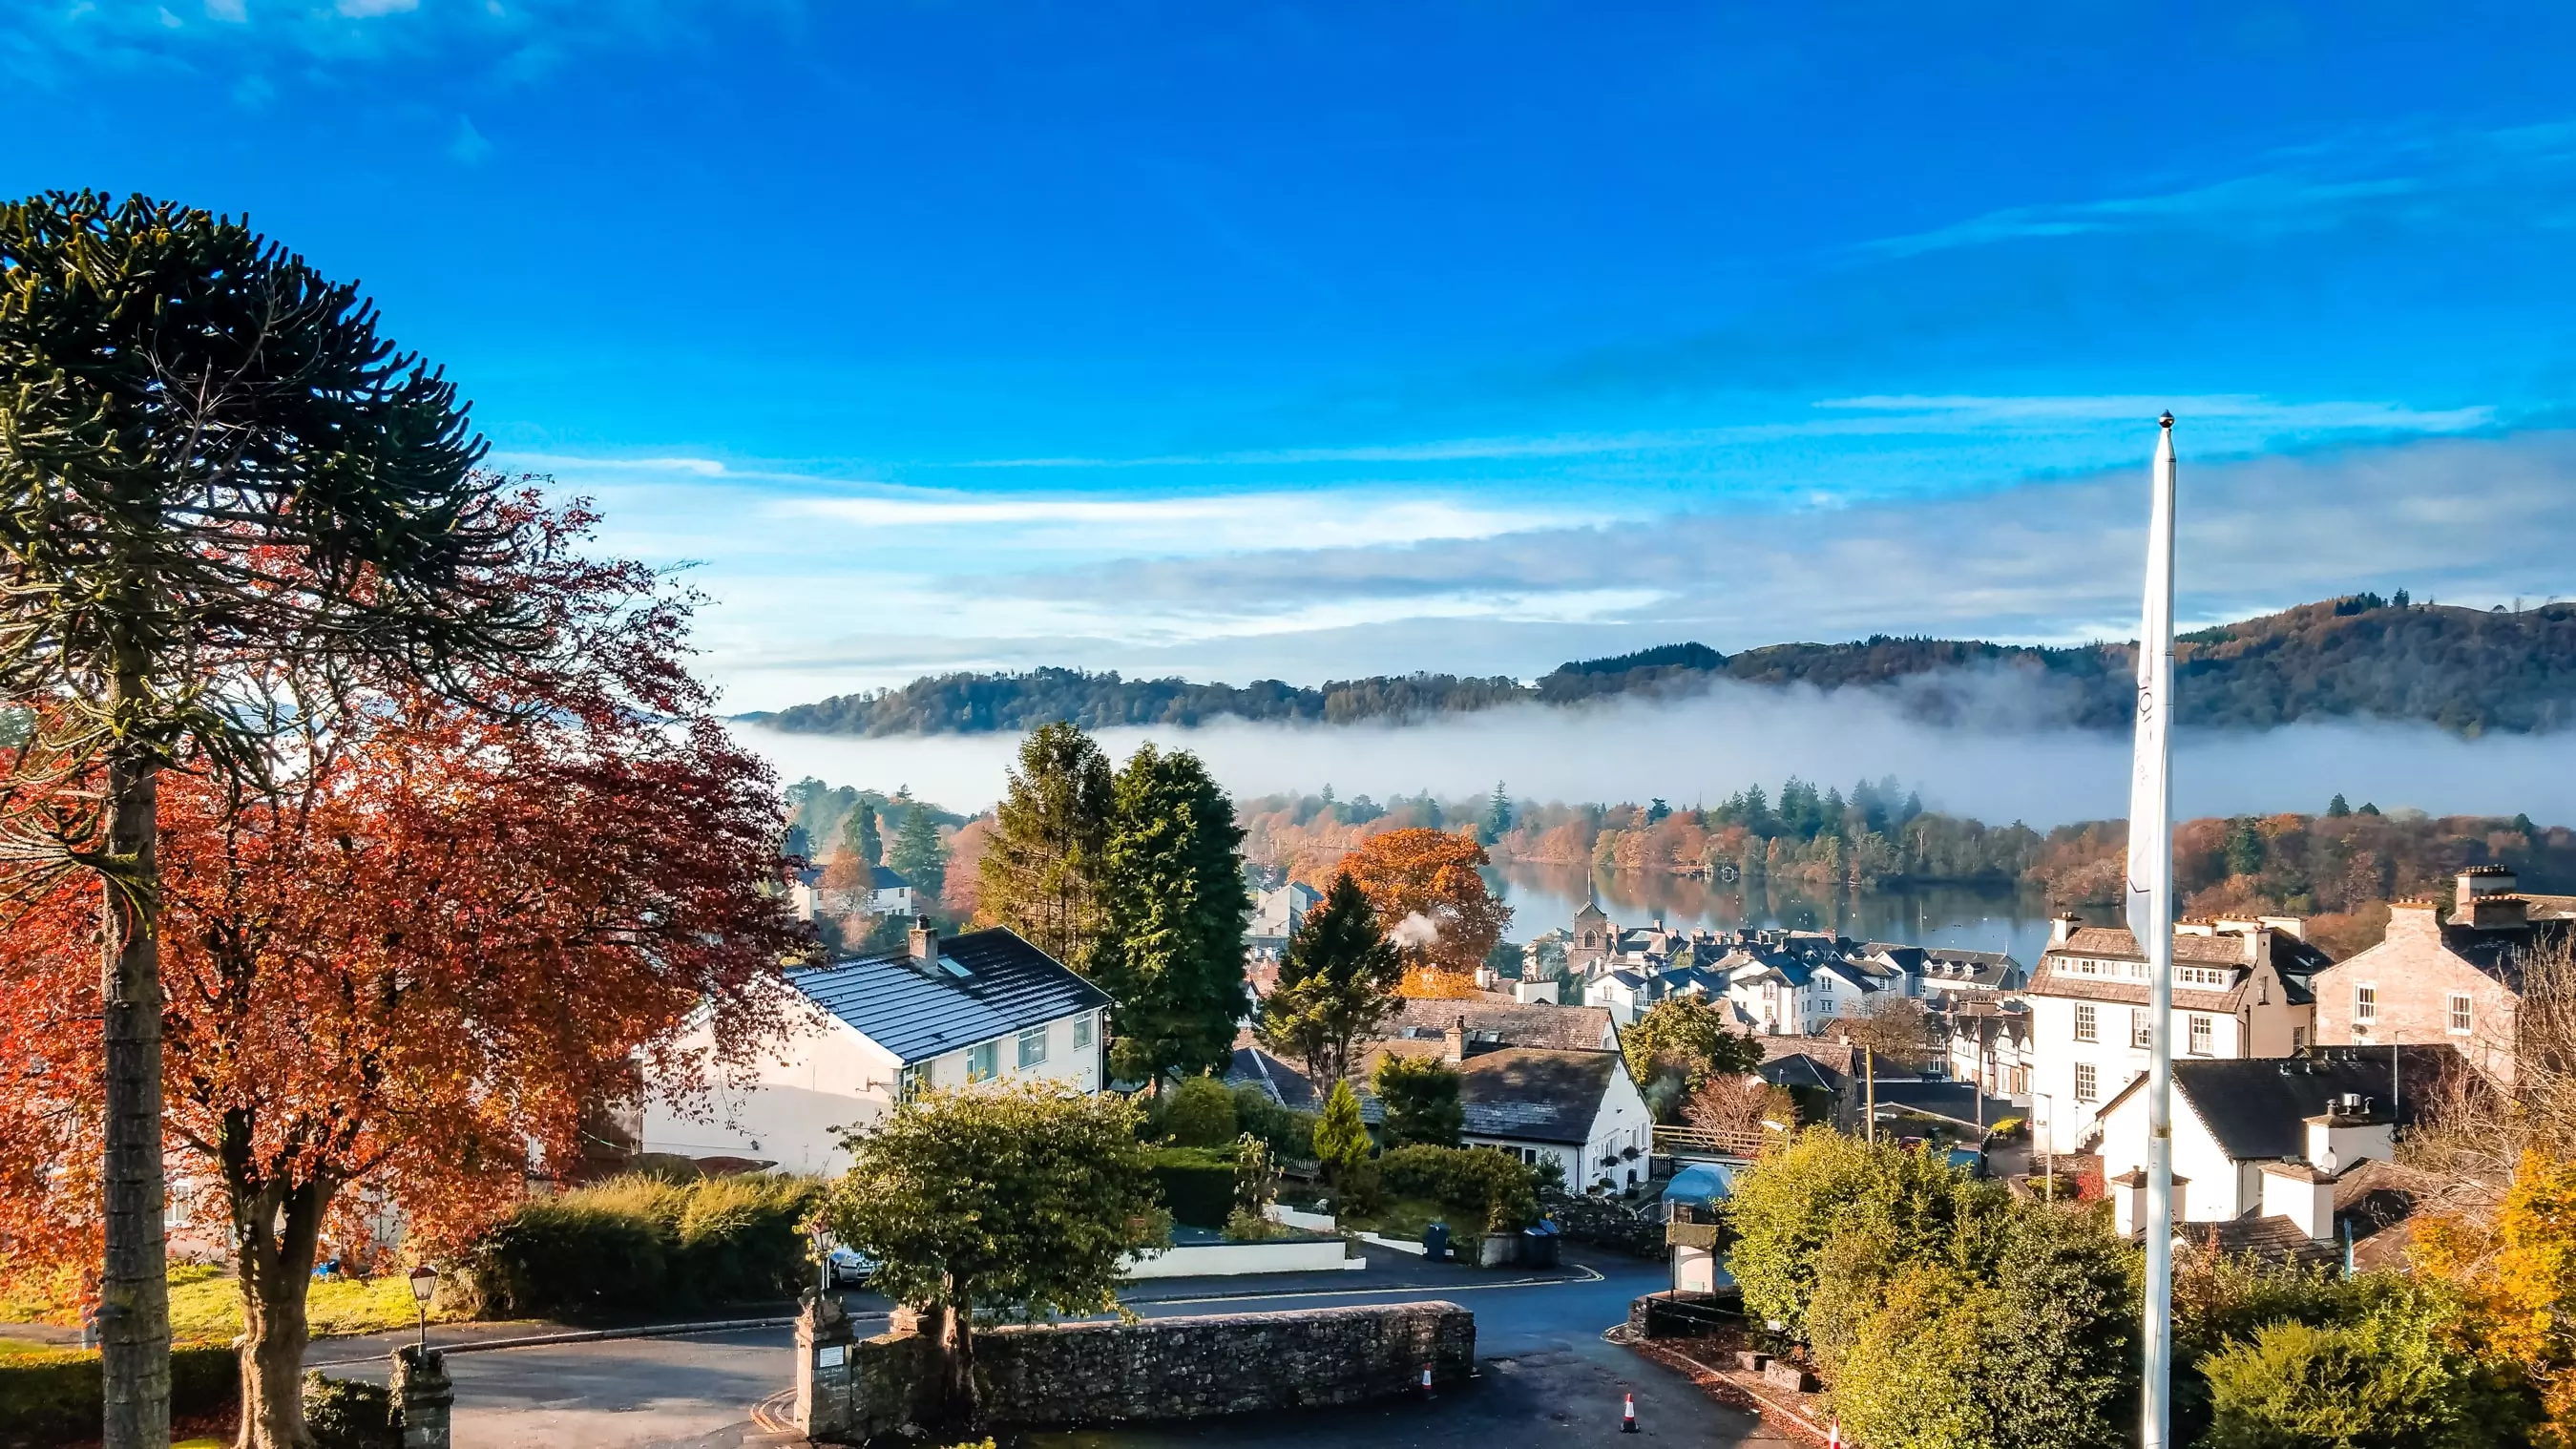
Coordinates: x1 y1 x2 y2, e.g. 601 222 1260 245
2416 1149 2576 1444
0 510 805 1449
1338 828 1512 995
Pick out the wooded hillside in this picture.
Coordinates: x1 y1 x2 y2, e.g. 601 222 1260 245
753 596 2576 736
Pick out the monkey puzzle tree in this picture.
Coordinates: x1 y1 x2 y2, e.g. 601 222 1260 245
0 192 535 1446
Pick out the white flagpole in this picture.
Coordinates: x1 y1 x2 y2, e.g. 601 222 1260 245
2128 412 2179 1449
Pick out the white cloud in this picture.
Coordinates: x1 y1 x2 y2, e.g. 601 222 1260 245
777 490 1587 553
203 0 244 21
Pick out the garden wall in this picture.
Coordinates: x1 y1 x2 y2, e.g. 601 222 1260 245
805 1300 1475 1441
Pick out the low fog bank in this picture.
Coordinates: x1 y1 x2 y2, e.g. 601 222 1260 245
732 682 2576 829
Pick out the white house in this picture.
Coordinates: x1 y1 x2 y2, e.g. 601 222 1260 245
1247 881 1322 958
2026 914 2330 1155
1361 1038 1653 1190
641 925 1110 1176
788 862 920 922
2091 1046 2443 1239
1583 968 1660 1025
1722 950 1879 1036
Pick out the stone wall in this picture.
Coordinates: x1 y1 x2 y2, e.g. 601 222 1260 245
808 1300 1475 1441
1545 1192 1665 1257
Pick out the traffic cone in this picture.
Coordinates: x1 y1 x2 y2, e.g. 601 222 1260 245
1420 1362 1435 1396
1622 1391 1640 1433
1828 1422 1842 1448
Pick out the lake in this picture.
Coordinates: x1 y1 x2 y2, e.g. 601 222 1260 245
1491 862 2062 966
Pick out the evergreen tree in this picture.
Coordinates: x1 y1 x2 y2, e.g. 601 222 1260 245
1311 1079 1372 1187
2328 793 2352 818
1094 744 1252 1083
1485 782 1513 840
1261 872 1404 1085
889 805 946 902
844 799 882 866
1646 797 1671 825
1373 1055 1464 1147
977 722 1115 965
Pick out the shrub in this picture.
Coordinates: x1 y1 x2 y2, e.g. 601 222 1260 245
1230 1084 1315 1160
304 1370 400 1449
1311 1079 1372 1187
1378 1144 1539 1233
1223 1207 1277 1242
456 1172 823 1321
1372 1056 1463 1147
1149 1145 1239 1228
1157 1076 1240 1146
0 1343 235 1446
1986 1116 2025 1139
2197 1278 2528 1449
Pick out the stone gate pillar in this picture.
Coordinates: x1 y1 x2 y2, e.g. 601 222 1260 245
391 1346 453 1449
796 1289 859 1442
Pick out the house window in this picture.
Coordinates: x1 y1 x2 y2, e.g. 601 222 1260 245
2354 985 2378 1030
2130 1009 2151 1049
967 1040 999 1082
1017 1025 1049 1068
2189 1015 2213 1056
2074 1062 2098 1104
898 1062 931 1101
2074 1003 2098 1042
1072 1014 1095 1051
2293 1027 2307 1053
2448 993 2474 1036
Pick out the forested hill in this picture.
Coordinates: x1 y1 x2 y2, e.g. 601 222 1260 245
750 596 2576 737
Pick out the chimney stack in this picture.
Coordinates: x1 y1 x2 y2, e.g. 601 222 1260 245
2050 913 2082 947
909 922 939 966
1443 1016 1467 1064
2458 865 2518 912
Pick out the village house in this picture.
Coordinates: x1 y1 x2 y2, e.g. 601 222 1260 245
640 925 1109 1175
1866 942 2026 1003
2092 1047 2452 1262
1567 897 1614 977
2026 913 2331 1155
2309 866 2576 1087
788 862 920 922
1721 948 1880 1036
1246 880 1322 962
1945 998 2034 1100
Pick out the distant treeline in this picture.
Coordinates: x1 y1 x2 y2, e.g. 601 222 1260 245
751 596 2576 737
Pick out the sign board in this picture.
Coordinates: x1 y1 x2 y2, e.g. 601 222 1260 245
816 1344 846 1369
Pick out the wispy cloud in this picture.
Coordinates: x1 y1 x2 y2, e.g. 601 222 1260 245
1854 120 2576 261
777 490 1589 554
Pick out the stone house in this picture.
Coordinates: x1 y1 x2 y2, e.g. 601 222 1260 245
2025 914 2332 1155
1246 881 1323 961
2309 867 2576 1087
640 926 1110 1175
1567 897 1614 977
789 862 919 921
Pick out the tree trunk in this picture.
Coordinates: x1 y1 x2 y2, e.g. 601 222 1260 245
932 1290 977 1432
100 724 170 1449
232 1171 328 1449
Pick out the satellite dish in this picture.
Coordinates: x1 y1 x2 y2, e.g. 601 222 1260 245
2315 1149 2339 1175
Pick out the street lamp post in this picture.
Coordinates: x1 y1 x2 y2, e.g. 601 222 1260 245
407 1265 438 1361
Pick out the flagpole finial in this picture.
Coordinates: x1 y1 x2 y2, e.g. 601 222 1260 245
2159 411 2174 430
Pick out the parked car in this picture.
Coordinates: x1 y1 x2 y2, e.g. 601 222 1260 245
827 1246 877 1289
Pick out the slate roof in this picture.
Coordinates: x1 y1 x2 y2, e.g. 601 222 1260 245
2171 1216 2339 1269
2435 916 2576 993
1342 1045 1628 1144
1226 1040 1321 1110
1758 1037 1853 1091
2096 1047 2456 1162
787 928 1111 1065
1379 998 1619 1052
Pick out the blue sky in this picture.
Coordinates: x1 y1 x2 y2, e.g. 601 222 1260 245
10 2 2576 710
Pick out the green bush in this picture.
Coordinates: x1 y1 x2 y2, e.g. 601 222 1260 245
0 1342 235 1447
2197 1278 2528 1449
1149 1145 1239 1228
1157 1076 1240 1146
304 1370 399 1449
1230 1085 1315 1159
1377 1144 1539 1232
457 1172 823 1321
1372 1056 1463 1147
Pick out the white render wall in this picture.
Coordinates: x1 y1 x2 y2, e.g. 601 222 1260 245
2093 1083 2255 1221
642 992 1104 1177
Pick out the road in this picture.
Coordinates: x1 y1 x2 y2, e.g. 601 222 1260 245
319 1254 1782 1448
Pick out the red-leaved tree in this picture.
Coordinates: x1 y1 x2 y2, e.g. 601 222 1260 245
0 500 806 1449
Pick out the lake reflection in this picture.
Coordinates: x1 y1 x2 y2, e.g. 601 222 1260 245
1492 862 2060 966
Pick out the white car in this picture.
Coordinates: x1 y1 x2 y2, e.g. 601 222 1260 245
827 1247 877 1289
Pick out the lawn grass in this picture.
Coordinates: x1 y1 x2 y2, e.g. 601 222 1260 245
5 1264 456 1344
1333 1195 1453 1242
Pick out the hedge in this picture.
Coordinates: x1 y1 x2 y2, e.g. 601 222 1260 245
304 1370 400 1449
0 1343 236 1449
455 1172 823 1322
1378 1144 1539 1232
1149 1146 1239 1228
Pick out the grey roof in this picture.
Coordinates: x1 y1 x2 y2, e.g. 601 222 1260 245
2097 1046 2455 1162
1226 1041 1321 1110
787 928 1111 1065
1347 1046 1628 1144
1379 998 1618 1052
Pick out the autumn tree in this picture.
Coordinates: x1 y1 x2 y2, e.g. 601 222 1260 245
1091 744 1250 1083
820 1084 1166 1432
1261 872 1404 1085
1685 1077 1800 1144
0 504 802 1449
1339 827 1511 994
0 192 542 1448
977 722 1114 963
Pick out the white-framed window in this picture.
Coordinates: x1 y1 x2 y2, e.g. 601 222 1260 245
2189 1015 2213 1056
2130 1009 2151 1048
2448 993 2474 1036
1072 1013 1095 1051
2179 966 2230 988
1017 1025 1049 1068
967 1040 999 1082
2074 1061 2099 1103
2354 984 2378 1030
2074 1003 2098 1042
898 1061 931 1101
